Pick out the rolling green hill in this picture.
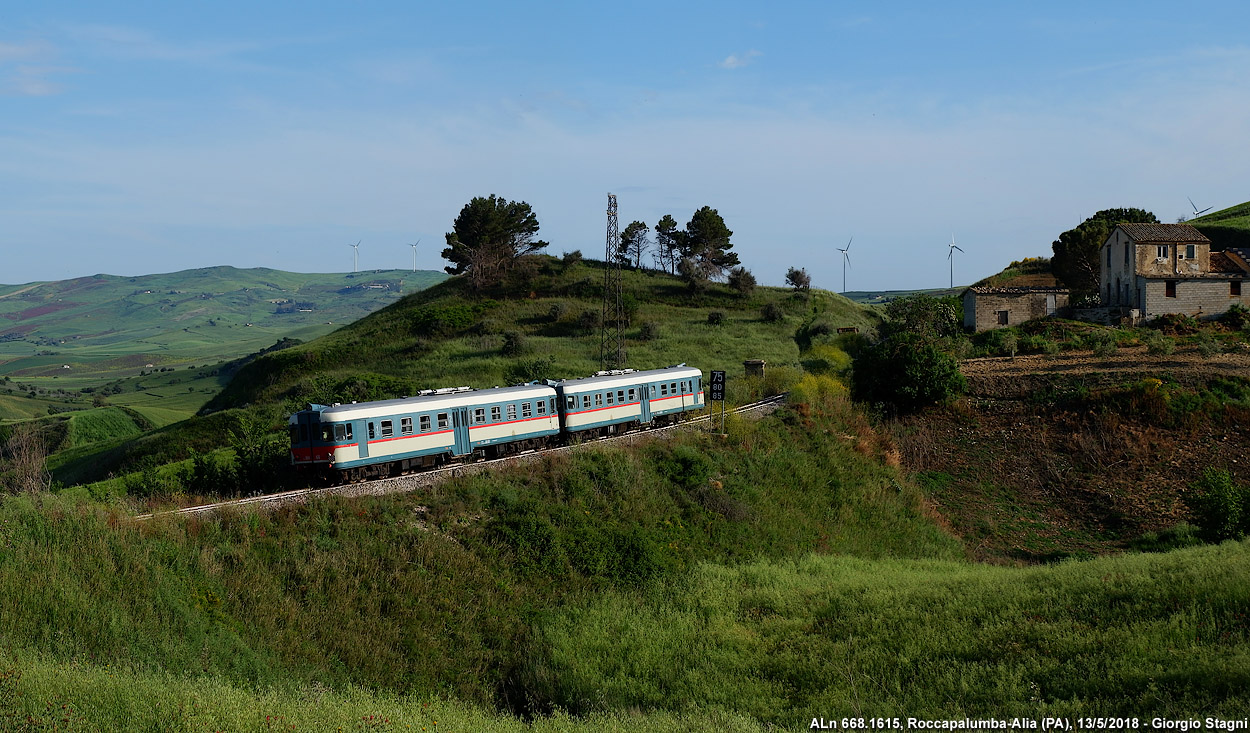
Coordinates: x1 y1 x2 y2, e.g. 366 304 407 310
205 256 882 413
1190 200 1250 250
0 266 445 388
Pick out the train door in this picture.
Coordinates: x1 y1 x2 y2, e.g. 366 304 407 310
452 408 472 456
358 421 370 459
638 383 653 423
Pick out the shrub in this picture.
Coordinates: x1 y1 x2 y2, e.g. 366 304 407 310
638 321 661 341
851 333 966 413
1183 468 1250 542
1151 313 1199 335
801 344 852 376
562 250 583 268
785 267 811 293
501 331 527 357
760 302 786 322
504 355 556 385
577 309 600 334
1143 331 1175 356
547 302 569 322
727 266 757 297
707 311 726 326
990 330 1019 357
1222 303 1250 330
1087 330 1118 357
1196 333 1223 358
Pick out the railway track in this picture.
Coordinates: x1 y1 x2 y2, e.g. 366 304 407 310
136 393 787 520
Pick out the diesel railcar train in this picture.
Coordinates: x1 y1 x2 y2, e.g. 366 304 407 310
288 365 705 481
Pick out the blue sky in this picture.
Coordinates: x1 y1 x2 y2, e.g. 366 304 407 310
3 1 1248 291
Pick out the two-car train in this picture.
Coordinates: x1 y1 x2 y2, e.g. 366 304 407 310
288 364 705 481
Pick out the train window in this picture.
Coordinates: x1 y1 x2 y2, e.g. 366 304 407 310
522 402 532 418
550 398 556 413
537 400 546 415
299 425 309 442
566 396 577 409
582 395 591 408
507 404 517 420
368 422 376 440
401 417 413 434
289 425 300 444
381 420 393 438
618 390 626 403
419 415 430 432
474 408 485 424
595 393 603 407
491 406 501 422
333 424 345 441
346 423 353 440
321 425 333 442
438 413 449 429
606 391 614 405
628 388 636 401
650 385 656 397
670 382 677 394
660 383 668 396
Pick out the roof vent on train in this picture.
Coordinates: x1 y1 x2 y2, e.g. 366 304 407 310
593 369 637 377
417 386 474 396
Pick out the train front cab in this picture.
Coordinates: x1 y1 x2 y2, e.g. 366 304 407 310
289 404 334 468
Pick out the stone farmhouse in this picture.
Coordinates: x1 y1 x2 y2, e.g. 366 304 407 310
962 287 1070 332
1100 223 1250 320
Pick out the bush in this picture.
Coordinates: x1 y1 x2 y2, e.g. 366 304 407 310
989 330 1019 357
501 331 528 357
638 321 661 341
1143 330 1175 356
1196 333 1223 358
547 302 569 322
707 311 726 326
1087 330 1118 358
562 250 583 268
1183 468 1250 542
1222 303 1250 330
761 302 786 322
727 267 756 297
1151 313 1199 335
851 333 966 413
785 267 811 293
503 355 555 385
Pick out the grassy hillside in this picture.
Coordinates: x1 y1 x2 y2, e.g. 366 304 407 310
969 256 1059 289
1191 200 1250 251
0 266 445 393
206 257 881 412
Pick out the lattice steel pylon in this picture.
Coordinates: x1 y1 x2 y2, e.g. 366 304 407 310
600 193 627 370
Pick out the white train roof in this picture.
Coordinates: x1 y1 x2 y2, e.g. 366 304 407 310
313 383 557 421
553 365 703 394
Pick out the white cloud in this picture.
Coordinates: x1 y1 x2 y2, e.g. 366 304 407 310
718 49 762 70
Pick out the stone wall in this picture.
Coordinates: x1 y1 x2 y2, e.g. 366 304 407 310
1141 278 1250 318
964 291 1070 332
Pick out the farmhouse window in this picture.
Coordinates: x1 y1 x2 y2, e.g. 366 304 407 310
506 404 517 420
419 416 430 432
1157 245 1169 259
437 413 449 429
380 420 393 438
1233 281 1242 297
491 406 501 422
474 408 485 424
1124 245 1129 265
997 310 1009 325
1165 280 1177 298
1107 247 1112 267
522 402 532 418
401 417 413 434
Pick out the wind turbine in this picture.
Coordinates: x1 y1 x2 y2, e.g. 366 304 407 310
408 239 421 272
947 235 964 289
1188 197 1213 218
837 236 853 293
349 240 360 273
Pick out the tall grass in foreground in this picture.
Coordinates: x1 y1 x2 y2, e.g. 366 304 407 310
0 649 763 732
524 545 1250 724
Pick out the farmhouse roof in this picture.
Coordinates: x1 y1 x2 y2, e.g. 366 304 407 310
1117 223 1209 243
966 286 1069 295
1210 251 1250 274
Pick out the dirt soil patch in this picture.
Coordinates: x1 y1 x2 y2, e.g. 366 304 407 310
894 346 1250 564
